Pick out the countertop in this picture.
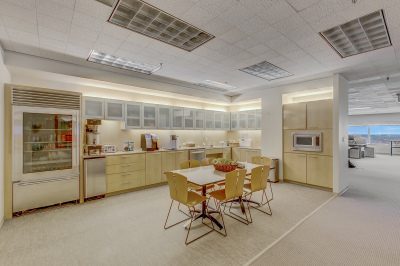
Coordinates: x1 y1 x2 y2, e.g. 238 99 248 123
83 146 261 159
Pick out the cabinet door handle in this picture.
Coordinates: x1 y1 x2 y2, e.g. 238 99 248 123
121 173 131 177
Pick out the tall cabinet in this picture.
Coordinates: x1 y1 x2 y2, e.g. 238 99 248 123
283 99 333 189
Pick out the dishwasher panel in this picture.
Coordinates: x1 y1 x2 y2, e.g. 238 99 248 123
84 157 106 198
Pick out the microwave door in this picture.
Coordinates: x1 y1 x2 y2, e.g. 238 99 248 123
12 106 80 182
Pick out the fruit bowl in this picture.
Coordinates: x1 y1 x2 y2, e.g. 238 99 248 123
213 163 237 172
212 158 238 172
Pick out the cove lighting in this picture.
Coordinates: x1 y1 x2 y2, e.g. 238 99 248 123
197 80 237 92
87 50 162 74
320 10 391 58
239 61 293 81
109 0 214 51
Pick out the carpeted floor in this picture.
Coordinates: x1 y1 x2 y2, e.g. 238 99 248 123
251 154 400 266
0 178 333 265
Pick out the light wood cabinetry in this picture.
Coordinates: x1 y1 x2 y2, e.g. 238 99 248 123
283 102 307 129
145 152 162 185
223 147 231 159
175 150 189 169
283 153 307 183
106 153 146 193
307 99 332 129
232 147 260 162
161 151 176 181
307 155 333 188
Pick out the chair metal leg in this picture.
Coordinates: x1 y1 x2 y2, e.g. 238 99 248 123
267 180 274 201
250 189 272 216
185 206 214 245
205 201 227 237
164 200 191 230
222 197 250 225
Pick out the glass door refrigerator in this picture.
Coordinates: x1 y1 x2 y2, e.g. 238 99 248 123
12 106 80 212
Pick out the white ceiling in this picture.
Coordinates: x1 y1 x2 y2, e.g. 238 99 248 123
1 0 400 100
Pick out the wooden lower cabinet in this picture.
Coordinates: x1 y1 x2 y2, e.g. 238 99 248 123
146 152 162 185
246 149 261 162
106 153 146 193
175 150 189 169
307 155 333 188
283 153 307 183
232 148 261 162
161 151 176 181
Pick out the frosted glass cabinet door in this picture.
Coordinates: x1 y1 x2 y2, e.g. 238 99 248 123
142 104 157 129
230 112 238 130
214 112 223 129
172 107 184 129
247 110 256 129
158 105 171 129
205 110 214 130
184 109 195 129
195 109 204 129
105 100 125 121
255 109 262 129
125 102 142 129
84 97 104 119
223 112 231 130
239 112 248 129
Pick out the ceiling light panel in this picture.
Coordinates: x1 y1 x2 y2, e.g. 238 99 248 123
95 0 116 7
320 10 391 58
87 50 161 74
108 0 214 51
239 61 293 81
198 80 237 92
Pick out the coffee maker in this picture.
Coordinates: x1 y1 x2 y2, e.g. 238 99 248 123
141 134 159 151
169 134 180 150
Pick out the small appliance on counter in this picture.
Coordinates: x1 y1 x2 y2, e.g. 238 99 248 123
239 137 252 147
169 135 180 150
86 145 102 156
103 144 117 153
123 140 135 151
141 134 159 151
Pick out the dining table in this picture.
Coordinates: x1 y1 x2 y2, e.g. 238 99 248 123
170 162 262 230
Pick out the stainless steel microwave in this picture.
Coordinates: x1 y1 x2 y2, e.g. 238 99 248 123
292 131 322 152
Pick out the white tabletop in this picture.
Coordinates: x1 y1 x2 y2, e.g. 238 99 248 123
170 162 262 186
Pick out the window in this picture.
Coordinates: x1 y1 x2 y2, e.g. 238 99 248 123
348 125 400 144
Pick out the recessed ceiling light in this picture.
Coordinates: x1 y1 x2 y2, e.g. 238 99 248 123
197 80 237 92
87 50 162 74
320 10 391 58
108 0 214 52
239 61 293 81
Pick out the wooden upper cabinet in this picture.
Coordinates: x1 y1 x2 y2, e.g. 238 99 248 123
307 99 333 129
283 103 307 129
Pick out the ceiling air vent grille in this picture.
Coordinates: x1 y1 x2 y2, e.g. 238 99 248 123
239 61 293 81
12 87 81 110
108 0 214 51
320 10 391 58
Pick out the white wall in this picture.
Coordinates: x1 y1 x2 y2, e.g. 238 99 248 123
333 74 349 194
0 45 11 227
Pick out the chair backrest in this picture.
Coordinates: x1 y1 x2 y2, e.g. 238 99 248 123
224 169 246 200
200 158 210 166
165 172 188 204
180 160 190 169
251 156 262 164
189 160 200 168
250 166 269 192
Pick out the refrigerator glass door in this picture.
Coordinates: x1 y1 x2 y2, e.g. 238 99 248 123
13 106 80 182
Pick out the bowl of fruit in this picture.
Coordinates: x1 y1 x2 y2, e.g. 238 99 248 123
212 158 238 172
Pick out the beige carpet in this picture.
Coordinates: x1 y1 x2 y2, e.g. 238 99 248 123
251 155 400 266
0 180 333 265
